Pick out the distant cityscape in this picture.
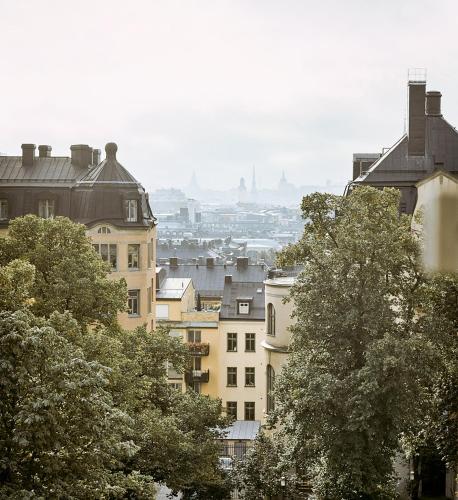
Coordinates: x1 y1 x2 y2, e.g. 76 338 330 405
149 169 346 267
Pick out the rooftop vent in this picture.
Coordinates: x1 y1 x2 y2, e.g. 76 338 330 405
236 256 249 270
21 144 36 167
38 145 52 158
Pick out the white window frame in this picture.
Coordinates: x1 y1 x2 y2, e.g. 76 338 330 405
238 302 250 314
93 243 117 270
38 199 55 219
128 244 140 269
125 199 138 222
127 289 140 316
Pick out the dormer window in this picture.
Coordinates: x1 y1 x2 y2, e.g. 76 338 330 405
124 199 138 222
238 302 250 314
97 226 111 234
38 199 55 219
0 199 8 220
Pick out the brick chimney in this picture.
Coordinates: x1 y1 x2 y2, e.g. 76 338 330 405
236 256 249 270
408 80 426 156
38 145 52 158
92 148 101 165
169 257 178 268
21 144 36 166
206 257 214 268
71 144 93 168
426 91 442 116
225 275 232 284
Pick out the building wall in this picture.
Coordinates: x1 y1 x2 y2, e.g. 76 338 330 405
218 320 267 421
87 223 156 331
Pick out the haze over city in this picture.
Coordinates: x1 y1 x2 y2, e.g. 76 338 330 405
3 0 458 192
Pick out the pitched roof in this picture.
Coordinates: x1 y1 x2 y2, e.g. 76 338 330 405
220 281 265 321
156 278 193 300
0 155 87 186
77 143 138 186
163 263 267 298
220 420 261 441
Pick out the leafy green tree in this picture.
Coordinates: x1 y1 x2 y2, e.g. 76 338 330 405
0 215 126 328
0 309 155 499
233 433 298 500
274 187 441 499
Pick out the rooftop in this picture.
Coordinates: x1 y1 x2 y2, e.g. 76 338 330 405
220 281 265 321
156 278 192 300
220 420 261 441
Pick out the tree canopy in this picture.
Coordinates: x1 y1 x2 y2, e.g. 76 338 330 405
274 187 457 499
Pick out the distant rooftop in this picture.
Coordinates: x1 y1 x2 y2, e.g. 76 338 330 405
156 278 192 300
219 420 261 441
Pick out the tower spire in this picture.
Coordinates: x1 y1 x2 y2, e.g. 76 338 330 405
251 165 257 193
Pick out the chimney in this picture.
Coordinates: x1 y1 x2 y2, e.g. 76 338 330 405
426 91 442 117
71 144 92 168
236 256 249 270
169 257 178 268
198 256 205 265
206 257 214 268
21 144 36 166
38 145 52 158
408 80 426 156
225 275 232 284
92 148 101 165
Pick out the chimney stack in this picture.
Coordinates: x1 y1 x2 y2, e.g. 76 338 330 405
169 257 178 268
225 275 232 284
92 148 101 165
236 256 249 270
206 257 214 268
408 79 426 157
71 144 93 168
21 144 36 166
426 91 442 116
38 145 52 158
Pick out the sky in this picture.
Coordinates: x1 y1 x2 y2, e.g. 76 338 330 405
2 0 458 192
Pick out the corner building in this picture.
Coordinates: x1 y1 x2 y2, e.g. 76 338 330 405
0 142 156 330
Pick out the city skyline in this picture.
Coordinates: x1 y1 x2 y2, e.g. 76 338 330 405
3 1 458 192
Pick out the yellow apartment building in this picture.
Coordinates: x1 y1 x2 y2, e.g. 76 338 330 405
0 142 157 330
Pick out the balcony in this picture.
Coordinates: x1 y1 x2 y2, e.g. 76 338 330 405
185 369 210 384
187 342 210 356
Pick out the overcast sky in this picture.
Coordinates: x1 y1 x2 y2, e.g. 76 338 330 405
2 0 458 192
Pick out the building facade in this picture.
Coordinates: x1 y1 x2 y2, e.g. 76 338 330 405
0 142 156 330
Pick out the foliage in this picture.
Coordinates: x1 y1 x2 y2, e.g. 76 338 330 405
0 215 127 328
233 433 298 500
273 187 452 499
0 308 154 499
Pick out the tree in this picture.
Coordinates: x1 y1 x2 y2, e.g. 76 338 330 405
274 188 441 499
0 215 126 328
0 309 155 499
233 433 298 500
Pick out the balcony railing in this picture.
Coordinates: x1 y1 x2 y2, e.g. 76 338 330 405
185 369 210 384
187 342 210 356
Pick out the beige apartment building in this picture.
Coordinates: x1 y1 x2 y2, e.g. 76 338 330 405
0 142 157 330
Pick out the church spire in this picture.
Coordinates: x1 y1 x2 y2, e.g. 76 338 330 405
251 165 257 193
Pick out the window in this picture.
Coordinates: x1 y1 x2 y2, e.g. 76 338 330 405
127 289 140 316
189 382 201 393
187 330 201 343
245 367 255 387
226 401 237 419
38 199 55 219
93 244 117 270
227 332 237 352
128 244 140 269
169 383 182 391
156 304 169 319
147 287 152 314
267 303 276 336
227 367 237 387
124 199 138 222
0 199 8 220
244 402 255 421
238 302 250 314
97 226 111 234
245 333 255 352
267 364 275 413
147 241 152 268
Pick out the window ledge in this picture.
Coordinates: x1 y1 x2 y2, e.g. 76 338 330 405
226 385 237 388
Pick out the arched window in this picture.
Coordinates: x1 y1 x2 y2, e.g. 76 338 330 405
97 226 111 234
267 303 275 336
267 364 275 413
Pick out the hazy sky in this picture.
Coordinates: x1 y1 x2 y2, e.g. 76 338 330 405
2 0 458 192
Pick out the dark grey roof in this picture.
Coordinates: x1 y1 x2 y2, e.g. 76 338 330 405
220 420 261 441
354 116 458 186
77 143 138 186
0 156 87 186
220 281 265 320
163 264 267 298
